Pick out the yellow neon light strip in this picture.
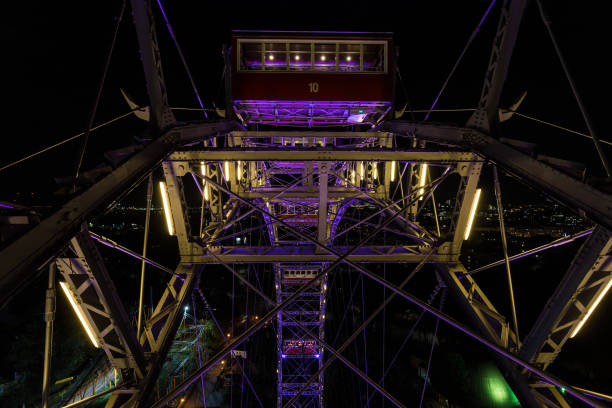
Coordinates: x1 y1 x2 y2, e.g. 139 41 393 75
464 188 481 240
237 161 241 181
570 278 612 338
418 163 428 200
59 281 99 348
373 163 378 179
159 181 174 236
223 161 229 181
359 162 364 180
390 161 396 182
201 163 209 201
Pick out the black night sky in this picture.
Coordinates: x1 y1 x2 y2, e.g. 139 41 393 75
1 1 611 407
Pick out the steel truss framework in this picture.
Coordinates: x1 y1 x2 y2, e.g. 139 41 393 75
1 1 612 408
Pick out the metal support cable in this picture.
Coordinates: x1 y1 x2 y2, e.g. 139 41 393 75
193 279 265 408
210 243 417 408
155 0 208 118
360 275 371 407
467 227 594 275
42 263 56 408
363 284 442 408
505 110 612 147
204 171 601 408
191 293 207 408
137 174 153 338
331 273 362 347
285 249 437 408
169 169 601 407
88 232 181 278
493 166 520 345
536 0 611 176
0 110 134 173
73 0 127 187
424 0 497 121
418 288 447 408
154 175 444 408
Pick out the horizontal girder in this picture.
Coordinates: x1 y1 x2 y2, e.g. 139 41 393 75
183 245 454 263
169 149 479 163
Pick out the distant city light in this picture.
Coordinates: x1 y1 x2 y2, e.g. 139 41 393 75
347 56 352 61
269 54 274 60
570 277 612 338
159 181 174 236
184 305 189 311
281 354 287 359
295 55 300 61
59 282 99 348
227 333 231 338
315 354 320 358
320 55 326 61
464 188 482 240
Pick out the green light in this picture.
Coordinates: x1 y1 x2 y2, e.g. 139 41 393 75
487 377 508 402
358 109 363 113
561 387 566 394
482 364 520 406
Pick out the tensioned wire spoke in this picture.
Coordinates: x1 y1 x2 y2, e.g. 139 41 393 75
151 170 448 408
192 276 265 408
198 170 603 408
208 233 423 408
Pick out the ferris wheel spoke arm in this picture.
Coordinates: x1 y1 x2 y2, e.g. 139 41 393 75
130 0 175 130
468 0 529 131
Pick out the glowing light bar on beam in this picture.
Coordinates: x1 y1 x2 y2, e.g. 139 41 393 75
390 161 396 182
373 163 378 180
224 161 230 182
201 162 209 201
351 170 356 185
359 162 364 180
159 181 174 236
464 188 482 240
570 278 612 338
59 281 99 348
237 161 241 181
418 163 428 200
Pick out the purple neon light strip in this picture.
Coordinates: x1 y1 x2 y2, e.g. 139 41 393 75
191 172 203 195
0 203 14 209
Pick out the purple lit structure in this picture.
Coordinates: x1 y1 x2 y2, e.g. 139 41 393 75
230 31 394 127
